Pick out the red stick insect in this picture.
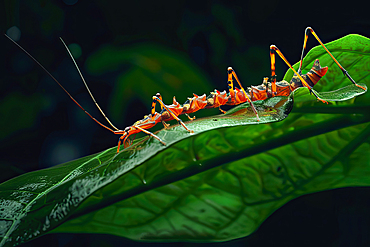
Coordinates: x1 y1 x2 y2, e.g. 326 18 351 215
5 27 366 153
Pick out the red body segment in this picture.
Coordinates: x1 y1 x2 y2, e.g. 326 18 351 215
182 94 208 115
155 58 329 128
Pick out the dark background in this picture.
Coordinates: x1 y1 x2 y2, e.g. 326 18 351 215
1 0 370 246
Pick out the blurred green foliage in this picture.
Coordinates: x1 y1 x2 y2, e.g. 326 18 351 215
1 34 369 247
85 43 214 123
0 92 48 140
3 0 370 246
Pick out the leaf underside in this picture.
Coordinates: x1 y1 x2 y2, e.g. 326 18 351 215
0 34 369 246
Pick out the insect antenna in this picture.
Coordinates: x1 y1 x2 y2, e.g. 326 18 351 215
59 38 120 131
5 34 116 133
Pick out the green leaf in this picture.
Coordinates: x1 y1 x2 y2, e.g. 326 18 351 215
0 34 369 246
0 95 293 246
283 34 370 105
51 94 370 242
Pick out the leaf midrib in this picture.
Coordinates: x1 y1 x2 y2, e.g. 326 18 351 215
100 121 370 239
69 113 370 222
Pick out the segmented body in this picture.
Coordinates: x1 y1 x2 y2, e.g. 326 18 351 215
7 26 365 153
158 59 328 123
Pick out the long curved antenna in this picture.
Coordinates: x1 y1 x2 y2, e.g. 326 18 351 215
5 34 116 133
59 37 120 131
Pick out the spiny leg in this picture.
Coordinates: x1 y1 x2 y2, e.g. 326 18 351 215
151 93 161 116
269 49 277 95
135 126 166 145
227 68 236 101
153 96 194 133
185 113 196 121
262 77 270 96
227 67 260 121
299 27 365 91
270 45 328 104
155 93 164 111
162 121 170 128
116 125 165 153
151 93 194 130
117 134 128 153
218 106 226 114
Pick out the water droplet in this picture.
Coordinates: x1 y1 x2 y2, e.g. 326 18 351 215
142 179 147 184
199 163 202 166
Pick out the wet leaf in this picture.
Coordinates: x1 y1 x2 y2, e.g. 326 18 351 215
0 34 369 246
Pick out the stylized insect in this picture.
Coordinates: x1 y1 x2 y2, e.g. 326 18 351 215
5 27 366 153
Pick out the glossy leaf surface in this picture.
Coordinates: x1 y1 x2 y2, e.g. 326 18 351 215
0 34 369 246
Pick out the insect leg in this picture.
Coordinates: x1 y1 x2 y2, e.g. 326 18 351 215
299 27 366 91
270 45 328 104
218 106 226 114
185 113 196 121
135 126 166 145
155 93 164 111
151 93 172 128
269 49 277 95
227 67 260 121
151 95 158 116
227 68 236 102
117 135 126 153
298 27 310 73
153 96 194 133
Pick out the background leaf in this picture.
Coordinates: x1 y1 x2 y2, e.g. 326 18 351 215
85 44 216 125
